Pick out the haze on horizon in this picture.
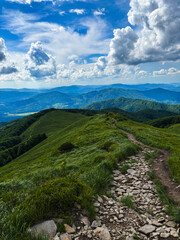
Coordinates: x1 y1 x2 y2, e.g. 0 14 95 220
0 0 180 89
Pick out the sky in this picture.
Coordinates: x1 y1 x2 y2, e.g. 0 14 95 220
0 0 180 88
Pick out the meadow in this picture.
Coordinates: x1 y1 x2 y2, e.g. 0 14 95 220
0 110 139 239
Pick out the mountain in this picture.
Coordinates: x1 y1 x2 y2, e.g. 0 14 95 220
51 83 180 93
0 90 38 103
0 109 180 239
142 88 180 104
0 86 180 122
85 97 180 114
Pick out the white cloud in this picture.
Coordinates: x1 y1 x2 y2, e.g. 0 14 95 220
59 11 66 16
25 41 56 78
108 27 138 65
2 10 110 65
93 8 105 16
107 0 180 65
69 9 85 15
153 67 180 77
0 38 19 75
6 0 87 4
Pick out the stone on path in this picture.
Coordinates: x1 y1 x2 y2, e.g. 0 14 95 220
127 169 136 175
29 220 57 238
94 226 111 240
166 221 176 228
64 224 75 234
60 233 72 240
138 224 156 235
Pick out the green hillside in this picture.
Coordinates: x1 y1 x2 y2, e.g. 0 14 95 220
168 124 180 134
0 110 139 239
148 115 180 128
86 97 180 113
0 109 180 239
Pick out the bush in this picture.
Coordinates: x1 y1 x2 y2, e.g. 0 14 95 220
100 141 114 152
59 142 75 153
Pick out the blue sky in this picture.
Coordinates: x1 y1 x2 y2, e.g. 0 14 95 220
0 0 179 88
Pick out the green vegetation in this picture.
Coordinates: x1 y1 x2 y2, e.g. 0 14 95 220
120 196 134 209
59 142 75 153
148 115 180 128
116 118 180 183
119 164 130 174
1 107 180 239
86 97 180 114
0 110 139 239
144 151 158 164
147 171 180 223
0 133 47 166
168 123 180 134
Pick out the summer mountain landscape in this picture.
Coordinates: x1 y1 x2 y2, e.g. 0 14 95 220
0 83 180 240
0 0 180 240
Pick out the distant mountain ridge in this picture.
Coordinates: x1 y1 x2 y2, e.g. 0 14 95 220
0 83 180 122
85 97 180 114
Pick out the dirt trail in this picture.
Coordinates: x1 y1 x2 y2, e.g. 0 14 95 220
120 129 180 204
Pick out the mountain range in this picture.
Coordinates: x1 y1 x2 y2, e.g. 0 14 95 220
0 83 180 122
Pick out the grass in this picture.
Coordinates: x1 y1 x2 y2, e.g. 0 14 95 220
120 196 134 209
0 111 140 239
119 164 130 174
116 118 180 183
147 171 180 223
144 150 158 164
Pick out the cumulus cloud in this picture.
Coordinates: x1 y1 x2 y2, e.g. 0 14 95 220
69 9 85 15
0 65 18 75
108 0 180 65
153 67 180 77
95 56 107 71
0 38 6 62
25 41 56 78
0 38 19 75
108 27 138 65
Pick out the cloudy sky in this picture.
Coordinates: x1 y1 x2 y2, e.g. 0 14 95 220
0 0 180 88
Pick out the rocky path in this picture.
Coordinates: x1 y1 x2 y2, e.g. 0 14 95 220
30 130 180 240
120 129 180 203
68 148 179 240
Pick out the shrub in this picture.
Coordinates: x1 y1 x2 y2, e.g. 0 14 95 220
100 141 114 152
59 142 75 153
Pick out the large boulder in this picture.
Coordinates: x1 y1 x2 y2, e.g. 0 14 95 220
29 220 57 238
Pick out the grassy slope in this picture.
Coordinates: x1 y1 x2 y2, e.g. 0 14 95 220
168 123 180 134
148 115 180 128
0 111 139 239
116 119 180 183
